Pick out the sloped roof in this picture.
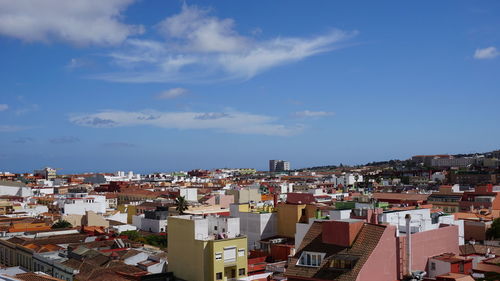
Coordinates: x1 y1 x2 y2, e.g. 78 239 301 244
15 273 64 281
373 192 429 202
286 221 387 281
460 244 500 256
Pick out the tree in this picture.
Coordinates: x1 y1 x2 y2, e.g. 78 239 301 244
121 230 141 241
175 196 189 215
52 219 72 229
354 174 360 191
487 218 500 239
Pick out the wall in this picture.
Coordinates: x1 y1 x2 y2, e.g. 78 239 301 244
277 204 316 238
83 211 109 227
227 189 261 204
356 225 398 281
167 217 206 281
322 220 364 247
179 188 198 201
208 237 248 281
428 259 451 278
117 204 137 224
406 225 460 272
232 206 277 250
277 204 303 238
63 214 83 227
464 220 489 241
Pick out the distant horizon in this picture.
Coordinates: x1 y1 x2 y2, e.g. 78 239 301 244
1 1 500 173
3 146 498 175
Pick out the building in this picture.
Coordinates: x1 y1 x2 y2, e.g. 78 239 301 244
56 192 106 215
225 187 261 204
269 160 290 172
427 253 473 278
372 192 429 206
412 155 451 166
378 208 465 245
459 185 500 213
276 200 319 238
0 181 33 197
168 215 248 281
132 206 168 233
286 216 460 281
230 203 277 250
431 157 476 168
34 167 57 180
428 185 464 213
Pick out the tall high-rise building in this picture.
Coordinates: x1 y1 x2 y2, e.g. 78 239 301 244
269 160 290 172
34 167 56 180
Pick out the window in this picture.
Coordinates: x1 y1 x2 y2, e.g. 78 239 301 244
239 268 245 276
431 262 436 271
297 252 325 267
215 272 222 280
224 247 236 263
238 249 245 257
215 252 222 261
329 255 359 270
459 262 464 273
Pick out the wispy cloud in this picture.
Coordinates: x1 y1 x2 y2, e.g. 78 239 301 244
15 104 39 115
0 104 8 111
0 0 143 46
13 137 35 144
15 96 39 115
474 46 499 60
50 136 80 144
0 125 30 132
293 110 334 118
70 110 302 136
157 88 189 99
66 58 92 70
92 4 357 83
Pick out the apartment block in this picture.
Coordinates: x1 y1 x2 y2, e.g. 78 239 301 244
168 215 248 281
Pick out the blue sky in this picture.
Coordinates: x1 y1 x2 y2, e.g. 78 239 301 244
1 1 499 173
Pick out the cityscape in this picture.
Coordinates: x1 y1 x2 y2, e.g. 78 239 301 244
1 1 500 281
0 151 500 281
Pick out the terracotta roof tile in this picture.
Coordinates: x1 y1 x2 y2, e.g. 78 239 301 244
286 221 387 281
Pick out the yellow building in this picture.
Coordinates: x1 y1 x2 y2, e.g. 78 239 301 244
276 203 318 238
168 215 248 281
225 188 261 204
117 204 137 224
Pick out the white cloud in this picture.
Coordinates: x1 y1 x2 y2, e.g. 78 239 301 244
474 47 499 60
0 0 143 45
293 110 334 118
92 4 356 83
156 4 248 53
0 104 8 111
157 88 188 99
70 110 302 136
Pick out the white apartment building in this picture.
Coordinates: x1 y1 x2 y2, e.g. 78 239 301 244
230 204 278 250
378 208 465 245
56 192 106 215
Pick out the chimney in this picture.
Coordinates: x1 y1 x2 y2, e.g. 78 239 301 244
405 214 412 276
322 220 364 247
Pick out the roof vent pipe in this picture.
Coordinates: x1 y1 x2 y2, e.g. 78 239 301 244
405 214 412 276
